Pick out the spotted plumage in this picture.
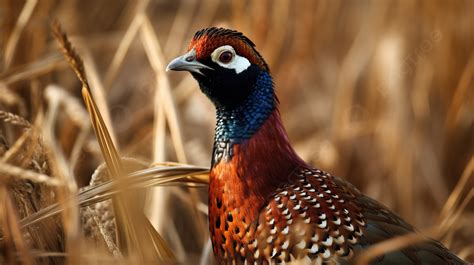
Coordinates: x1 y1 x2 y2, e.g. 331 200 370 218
167 27 467 265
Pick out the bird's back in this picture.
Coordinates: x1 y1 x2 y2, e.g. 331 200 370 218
249 167 467 264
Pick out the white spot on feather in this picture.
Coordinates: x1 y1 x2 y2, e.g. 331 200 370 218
268 218 275 225
322 236 333 247
309 244 319 253
317 220 327 229
345 223 354 231
322 248 331 258
267 235 273 243
282 240 289 249
254 249 260 259
251 240 258 248
270 226 277 234
296 240 306 249
334 235 345 244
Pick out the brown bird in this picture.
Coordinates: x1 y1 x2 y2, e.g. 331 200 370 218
166 27 467 265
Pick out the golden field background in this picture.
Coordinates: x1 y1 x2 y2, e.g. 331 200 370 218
0 0 472 264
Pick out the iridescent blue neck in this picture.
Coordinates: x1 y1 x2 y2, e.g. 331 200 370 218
214 71 275 143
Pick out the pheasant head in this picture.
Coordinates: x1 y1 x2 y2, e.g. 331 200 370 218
167 27 270 107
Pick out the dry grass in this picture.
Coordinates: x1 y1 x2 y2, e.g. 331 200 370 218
0 0 472 264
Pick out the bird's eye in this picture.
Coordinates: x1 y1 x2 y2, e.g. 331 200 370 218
218 51 233 64
210 45 250 73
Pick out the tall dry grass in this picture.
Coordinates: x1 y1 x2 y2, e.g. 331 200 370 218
0 0 472 264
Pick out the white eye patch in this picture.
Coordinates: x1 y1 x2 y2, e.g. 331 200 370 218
210 45 251 74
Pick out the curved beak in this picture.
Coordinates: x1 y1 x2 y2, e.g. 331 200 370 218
166 49 213 75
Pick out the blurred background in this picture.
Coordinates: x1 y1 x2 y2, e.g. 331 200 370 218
0 0 472 264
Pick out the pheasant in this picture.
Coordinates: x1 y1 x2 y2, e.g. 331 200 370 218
166 27 467 265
